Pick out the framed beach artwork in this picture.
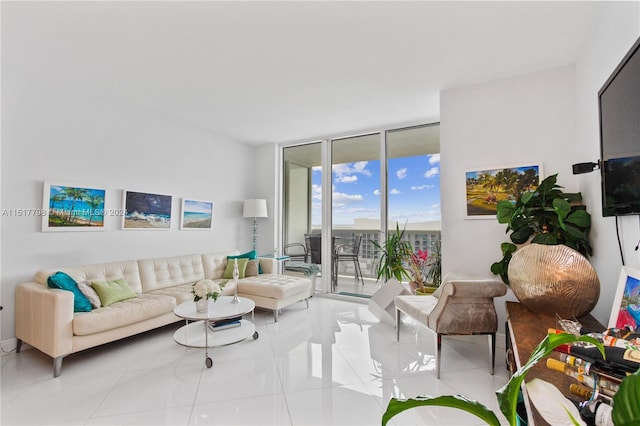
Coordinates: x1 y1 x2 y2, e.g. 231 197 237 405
465 164 542 219
42 182 106 232
608 266 640 331
122 190 172 230
180 199 213 230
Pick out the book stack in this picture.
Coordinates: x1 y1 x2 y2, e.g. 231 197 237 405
546 327 640 426
208 316 242 332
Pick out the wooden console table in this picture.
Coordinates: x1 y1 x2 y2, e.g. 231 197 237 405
505 301 605 426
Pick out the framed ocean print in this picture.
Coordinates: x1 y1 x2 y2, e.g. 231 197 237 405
465 163 542 219
122 190 172 230
608 266 640 331
42 182 106 232
180 199 213 230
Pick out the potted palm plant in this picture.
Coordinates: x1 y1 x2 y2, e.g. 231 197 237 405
372 223 412 283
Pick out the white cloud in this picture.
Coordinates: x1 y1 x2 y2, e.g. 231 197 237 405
373 189 380 196
336 175 358 184
332 192 364 208
429 154 440 165
312 184 322 200
424 166 440 178
396 168 408 179
352 161 372 177
411 184 435 190
390 188 401 195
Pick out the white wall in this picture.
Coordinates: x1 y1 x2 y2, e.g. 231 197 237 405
1 88 256 343
440 1 640 330
440 65 579 331
575 2 640 324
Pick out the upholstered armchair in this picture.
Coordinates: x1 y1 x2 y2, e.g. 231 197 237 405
394 273 507 378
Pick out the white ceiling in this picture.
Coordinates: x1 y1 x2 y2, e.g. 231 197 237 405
2 1 602 145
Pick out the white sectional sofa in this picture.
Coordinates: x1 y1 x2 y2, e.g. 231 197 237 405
15 251 312 377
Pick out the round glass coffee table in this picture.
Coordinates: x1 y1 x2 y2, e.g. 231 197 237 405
173 296 258 368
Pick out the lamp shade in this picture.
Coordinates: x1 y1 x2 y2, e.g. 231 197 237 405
243 199 268 218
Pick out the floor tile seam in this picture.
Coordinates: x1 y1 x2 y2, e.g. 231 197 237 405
85 364 136 422
85 403 194 424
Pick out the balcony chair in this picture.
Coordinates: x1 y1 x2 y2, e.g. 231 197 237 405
333 234 365 289
283 242 308 263
394 272 507 379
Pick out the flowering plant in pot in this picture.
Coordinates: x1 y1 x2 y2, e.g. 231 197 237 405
192 279 225 302
406 248 430 294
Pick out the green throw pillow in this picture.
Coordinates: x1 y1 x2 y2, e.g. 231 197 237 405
227 249 261 273
91 278 137 307
47 271 93 312
223 258 249 279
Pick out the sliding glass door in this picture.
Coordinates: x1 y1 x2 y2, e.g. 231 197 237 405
281 123 440 297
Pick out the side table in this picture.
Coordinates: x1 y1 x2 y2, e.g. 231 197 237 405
505 301 605 426
173 296 258 368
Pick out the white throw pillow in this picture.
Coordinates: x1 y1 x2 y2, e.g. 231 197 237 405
77 281 101 308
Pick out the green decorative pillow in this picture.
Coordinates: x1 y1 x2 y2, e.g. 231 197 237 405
223 258 249 279
245 259 259 277
47 271 92 312
227 249 261 273
91 278 137 307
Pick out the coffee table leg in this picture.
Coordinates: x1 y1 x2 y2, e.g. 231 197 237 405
204 321 213 368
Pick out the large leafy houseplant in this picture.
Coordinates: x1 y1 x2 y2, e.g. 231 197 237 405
372 223 412 282
491 174 592 284
382 333 640 425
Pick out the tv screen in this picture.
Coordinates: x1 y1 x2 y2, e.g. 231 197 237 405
599 36 640 217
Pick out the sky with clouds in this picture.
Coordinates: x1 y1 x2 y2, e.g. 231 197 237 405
312 154 441 226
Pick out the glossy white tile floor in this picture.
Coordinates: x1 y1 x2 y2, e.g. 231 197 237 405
1 297 509 425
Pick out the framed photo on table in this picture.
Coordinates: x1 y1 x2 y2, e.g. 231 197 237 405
608 265 640 331
464 163 541 219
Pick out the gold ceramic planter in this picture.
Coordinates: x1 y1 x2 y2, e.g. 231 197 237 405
508 243 600 318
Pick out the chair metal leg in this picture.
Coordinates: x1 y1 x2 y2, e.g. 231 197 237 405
16 339 23 353
436 333 442 379
490 333 496 375
305 298 309 309
395 308 401 341
354 259 365 286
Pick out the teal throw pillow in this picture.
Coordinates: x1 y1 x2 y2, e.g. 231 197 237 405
227 249 262 273
91 278 137 307
47 271 92 312
223 258 249 279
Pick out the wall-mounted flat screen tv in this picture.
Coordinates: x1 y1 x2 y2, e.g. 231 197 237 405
599 36 640 217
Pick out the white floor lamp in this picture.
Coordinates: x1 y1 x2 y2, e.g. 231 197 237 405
243 199 268 251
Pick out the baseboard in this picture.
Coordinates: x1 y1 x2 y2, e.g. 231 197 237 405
0 337 21 356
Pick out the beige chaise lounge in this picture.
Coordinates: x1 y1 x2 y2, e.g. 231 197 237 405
394 273 507 378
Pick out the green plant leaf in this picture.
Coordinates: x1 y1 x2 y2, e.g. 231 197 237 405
382 395 501 426
537 174 559 195
612 368 640 425
496 333 603 425
510 226 533 244
566 209 591 228
531 233 558 245
496 201 516 223
552 198 571 219
520 191 534 205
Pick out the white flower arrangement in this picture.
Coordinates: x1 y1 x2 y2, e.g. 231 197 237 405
192 279 226 302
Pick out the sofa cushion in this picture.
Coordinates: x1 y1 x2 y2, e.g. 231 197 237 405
147 279 236 305
78 281 101 308
47 272 93 312
36 260 143 294
245 259 259 277
138 254 205 293
238 274 311 299
72 294 176 336
91 278 137 307
223 258 248 279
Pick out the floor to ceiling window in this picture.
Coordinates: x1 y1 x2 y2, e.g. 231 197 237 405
281 123 440 297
